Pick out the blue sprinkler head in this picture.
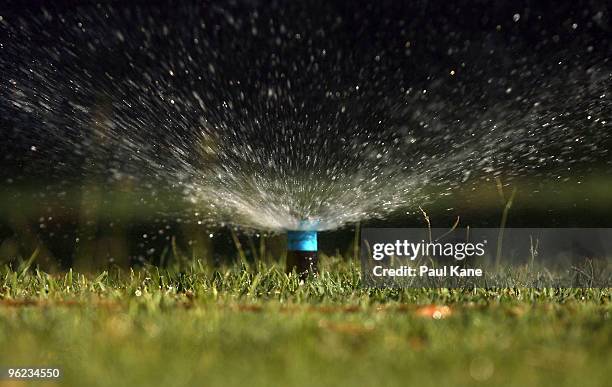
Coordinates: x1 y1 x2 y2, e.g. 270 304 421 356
287 230 318 252
286 230 318 278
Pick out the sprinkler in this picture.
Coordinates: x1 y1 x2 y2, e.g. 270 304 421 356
286 230 318 278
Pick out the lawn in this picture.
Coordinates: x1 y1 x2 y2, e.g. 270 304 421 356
0 259 610 387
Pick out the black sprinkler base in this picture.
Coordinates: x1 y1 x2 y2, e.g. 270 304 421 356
286 251 318 279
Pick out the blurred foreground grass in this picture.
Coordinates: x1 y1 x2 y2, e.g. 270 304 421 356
0 259 610 387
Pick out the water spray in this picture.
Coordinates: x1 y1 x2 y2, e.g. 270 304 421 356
286 230 318 277
1 1 608 277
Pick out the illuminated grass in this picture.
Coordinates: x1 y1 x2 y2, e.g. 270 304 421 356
0 262 610 387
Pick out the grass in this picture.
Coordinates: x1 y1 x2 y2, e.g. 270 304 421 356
0 258 610 387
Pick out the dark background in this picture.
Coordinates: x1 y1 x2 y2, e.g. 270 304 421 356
0 0 610 270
